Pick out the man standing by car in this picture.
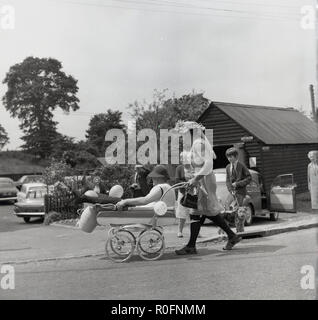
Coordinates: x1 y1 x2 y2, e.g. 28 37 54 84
225 147 252 206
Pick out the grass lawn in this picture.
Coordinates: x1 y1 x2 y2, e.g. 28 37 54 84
0 151 47 174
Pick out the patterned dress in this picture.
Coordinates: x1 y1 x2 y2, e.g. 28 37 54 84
190 138 223 217
308 162 318 209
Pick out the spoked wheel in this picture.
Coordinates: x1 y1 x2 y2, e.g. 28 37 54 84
105 229 136 263
137 229 165 261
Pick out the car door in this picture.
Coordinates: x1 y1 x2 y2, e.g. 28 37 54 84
269 174 296 213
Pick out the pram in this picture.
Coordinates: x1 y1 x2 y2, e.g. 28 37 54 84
77 182 187 262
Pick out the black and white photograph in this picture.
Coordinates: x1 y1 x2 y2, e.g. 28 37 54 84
0 0 317 307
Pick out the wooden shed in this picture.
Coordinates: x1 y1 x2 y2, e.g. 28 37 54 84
198 101 318 194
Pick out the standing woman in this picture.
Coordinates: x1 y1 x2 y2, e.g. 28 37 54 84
308 151 318 211
173 121 241 255
175 151 193 237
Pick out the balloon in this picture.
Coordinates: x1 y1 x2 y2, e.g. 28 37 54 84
84 190 99 198
154 201 167 216
109 185 124 198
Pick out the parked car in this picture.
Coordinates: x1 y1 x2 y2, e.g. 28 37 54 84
15 175 44 190
214 168 296 226
0 178 19 203
13 183 47 223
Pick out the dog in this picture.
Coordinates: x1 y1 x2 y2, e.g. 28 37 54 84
218 206 247 235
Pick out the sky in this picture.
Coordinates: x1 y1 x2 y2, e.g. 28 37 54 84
0 0 316 150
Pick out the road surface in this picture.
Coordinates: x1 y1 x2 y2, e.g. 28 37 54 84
1 227 317 300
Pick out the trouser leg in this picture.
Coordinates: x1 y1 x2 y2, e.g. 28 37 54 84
79 194 121 204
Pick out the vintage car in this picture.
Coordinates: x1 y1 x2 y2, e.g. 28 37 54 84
13 183 47 223
214 168 296 226
0 177 19 203
15 175 44 190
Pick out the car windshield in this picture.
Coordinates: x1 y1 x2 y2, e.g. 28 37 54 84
0 182 14 188
26 177 43 183
27 188 47 199
215 173 226 183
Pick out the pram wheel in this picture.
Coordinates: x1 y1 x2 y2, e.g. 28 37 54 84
137 229 165 261
105 229 136 262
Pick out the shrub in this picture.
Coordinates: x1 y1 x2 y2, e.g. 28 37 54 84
43 211 78 225
93 164 135 198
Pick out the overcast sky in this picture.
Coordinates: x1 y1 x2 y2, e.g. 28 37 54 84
0 0 316 149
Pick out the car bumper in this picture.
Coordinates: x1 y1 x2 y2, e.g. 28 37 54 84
14 212 45 217
14 205 44 216
0 196 17 202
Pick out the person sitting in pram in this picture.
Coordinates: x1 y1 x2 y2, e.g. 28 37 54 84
116 165 176 211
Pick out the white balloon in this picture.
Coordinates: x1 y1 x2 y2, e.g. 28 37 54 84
84 190 99 198
154 201 167 216
109 185 124 198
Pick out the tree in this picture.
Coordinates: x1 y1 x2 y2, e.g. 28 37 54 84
161 92 210 128
86 110 125 156
2 56 80 158
129 90 209 131
128 90 210 163
0 124 9 150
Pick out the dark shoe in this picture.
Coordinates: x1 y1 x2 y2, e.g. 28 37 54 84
223 235 242 250
175 246 197 255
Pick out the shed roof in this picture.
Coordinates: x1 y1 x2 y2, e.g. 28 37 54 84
200 101 318 144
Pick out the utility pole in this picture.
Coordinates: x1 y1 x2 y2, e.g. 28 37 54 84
315 1 318 122
309 84 317 122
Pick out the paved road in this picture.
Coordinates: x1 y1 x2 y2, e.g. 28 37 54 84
1 228 317 300
0 202 43 233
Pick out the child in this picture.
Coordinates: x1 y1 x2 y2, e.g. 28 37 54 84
225 147 252 232
175 151 193 237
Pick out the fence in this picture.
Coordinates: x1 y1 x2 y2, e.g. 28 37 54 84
44 191 78 215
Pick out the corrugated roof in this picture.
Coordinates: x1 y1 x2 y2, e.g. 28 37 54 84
208 101 318 144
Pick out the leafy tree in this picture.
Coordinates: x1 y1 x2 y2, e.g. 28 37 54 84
161 92 210 128
129 90 209 131
0 124 9 150
86 110 125 156
128 90 210 164
2 56 80 158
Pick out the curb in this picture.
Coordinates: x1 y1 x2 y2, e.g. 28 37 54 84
195 221 318 245
3 220 318 265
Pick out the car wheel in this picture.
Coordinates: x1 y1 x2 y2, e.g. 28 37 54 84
23 217 31 223
244 204 253 226
270 212 279 221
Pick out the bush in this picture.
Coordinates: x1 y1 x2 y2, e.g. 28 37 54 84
43 211 78 225
93 164 135 198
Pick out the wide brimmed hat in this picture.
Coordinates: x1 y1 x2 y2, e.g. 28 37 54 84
147 165 170 180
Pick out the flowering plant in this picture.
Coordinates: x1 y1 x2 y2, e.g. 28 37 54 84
173 120 205 134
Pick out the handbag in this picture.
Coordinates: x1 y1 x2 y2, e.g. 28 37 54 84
180 190 198 209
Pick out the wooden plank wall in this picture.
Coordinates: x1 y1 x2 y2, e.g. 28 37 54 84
262 144 318 193
200 105 263 170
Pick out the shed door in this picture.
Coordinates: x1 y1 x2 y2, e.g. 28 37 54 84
269 174 296 213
